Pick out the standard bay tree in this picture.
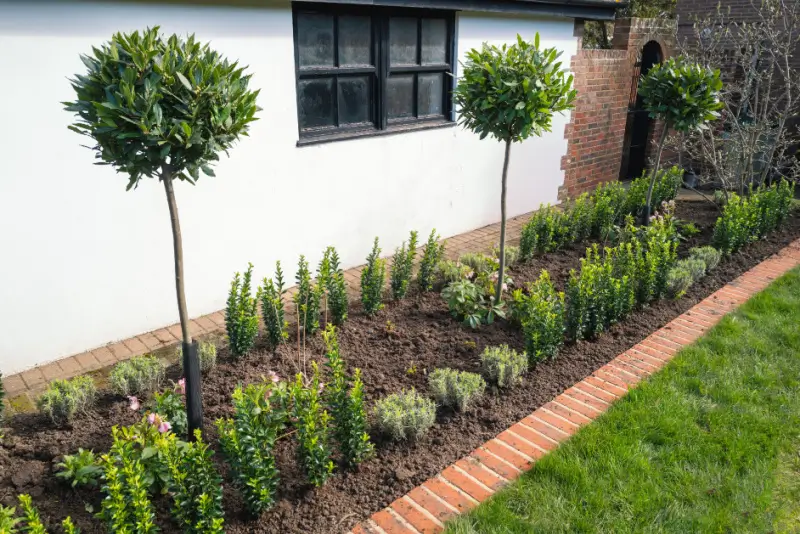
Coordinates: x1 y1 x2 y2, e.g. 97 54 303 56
64 27 260 435
453 34 576 304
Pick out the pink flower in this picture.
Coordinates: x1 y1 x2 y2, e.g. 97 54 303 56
267 371 280 383
264 389 274 401
177 378 186 395
147 412 157 425
158 421 172 434
128 396 140 411
318 382 325 394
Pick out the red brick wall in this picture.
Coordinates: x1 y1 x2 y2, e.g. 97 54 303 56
560 18 677 200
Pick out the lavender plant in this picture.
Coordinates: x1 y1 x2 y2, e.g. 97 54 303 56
36 376 97 426
290 363 334 487
480 345 527 388
361 238 386 316
110 355 166 397
435 260 472 285
391 230 419 300
161 429 224 534
226 263 259 357
373 389 436 441
418 230 446 292
689 246 721 272
295 255 322 335
323 326 373 467
216 379 287 515
178 341 217 373
260 261 288 350
428 368 486 412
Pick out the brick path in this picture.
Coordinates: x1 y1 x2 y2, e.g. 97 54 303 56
347 239 800 534
1 212 532 411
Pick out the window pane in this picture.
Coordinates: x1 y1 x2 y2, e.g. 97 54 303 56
421 19 447 64
338 76 372 125
390 18 418 66
297 13 334 67
339 16 372 66
298 78 335 129
387 74 415 119
418 73 444 116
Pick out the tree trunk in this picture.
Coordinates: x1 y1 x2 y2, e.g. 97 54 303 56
494 139 512 306
162 168 204 438
643 121 670 225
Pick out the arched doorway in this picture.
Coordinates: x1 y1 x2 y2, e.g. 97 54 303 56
622 40 663 180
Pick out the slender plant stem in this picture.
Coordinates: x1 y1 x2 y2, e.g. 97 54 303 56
644 121 670 225
495 139 512 306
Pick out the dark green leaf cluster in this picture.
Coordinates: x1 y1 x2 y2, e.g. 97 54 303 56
109 354 166 397
115 417 180 492
520 204 570 258
453 33 577 142
225 263 259 357
418 230 446 292
63 27 260 189
713 180 795 254
259 261 288 350
294 255 322 335
36 376 97 426
161 430 224 534
323 326 374 467
290 363 334 487
99 426 159 534
441 280 505 329
625 166 683 220
512 271 565 363
216 380 288 515
56 448 103 488
151 388 188 437
638 57 723 133
17 495 47 534
325 248 349 326
360 238 386 316
390 231 419 300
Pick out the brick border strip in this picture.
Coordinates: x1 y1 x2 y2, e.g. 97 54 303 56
348 238 800 534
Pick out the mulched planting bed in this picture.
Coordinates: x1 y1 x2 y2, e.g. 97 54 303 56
2 199 799 534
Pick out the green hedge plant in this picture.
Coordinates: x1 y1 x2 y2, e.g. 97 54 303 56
295 255 321 335
373 389 436 441
418 230 446 292
480 345 528 388
361 238 386 316
17 495 47 534
453 33 576 304
260 261 288 350
325 248 349 325
391 231 419 300
290 364 334 487
514 271 565 363
226 263 259 357
110 355 165 397
520 205 570 258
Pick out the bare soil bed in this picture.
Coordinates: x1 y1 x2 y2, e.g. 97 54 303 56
2 200 799 534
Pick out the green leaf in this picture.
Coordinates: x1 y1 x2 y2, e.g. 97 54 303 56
176 72 193 91
201 165 216 177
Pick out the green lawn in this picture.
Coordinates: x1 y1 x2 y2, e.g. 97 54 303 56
446 267 800 534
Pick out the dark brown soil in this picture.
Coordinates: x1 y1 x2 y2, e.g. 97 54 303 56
2 200 799 534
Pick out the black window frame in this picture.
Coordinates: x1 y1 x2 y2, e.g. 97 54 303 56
292 2 456 145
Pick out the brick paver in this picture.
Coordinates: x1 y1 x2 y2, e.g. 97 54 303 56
346 239 800 534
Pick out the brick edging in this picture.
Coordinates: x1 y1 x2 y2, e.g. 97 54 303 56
348 238 800 534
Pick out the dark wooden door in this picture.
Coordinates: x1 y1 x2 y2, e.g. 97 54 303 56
625 41 663 180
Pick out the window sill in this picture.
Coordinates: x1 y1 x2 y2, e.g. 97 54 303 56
296 120 456 147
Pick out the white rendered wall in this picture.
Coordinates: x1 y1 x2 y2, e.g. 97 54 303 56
0 2 576 375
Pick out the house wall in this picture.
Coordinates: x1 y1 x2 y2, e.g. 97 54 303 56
0 1 577 375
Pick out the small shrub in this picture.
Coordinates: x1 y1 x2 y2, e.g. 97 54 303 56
373 389 436 441
56 448 102 488
492 244 520 266
62 517 79 534
260 261 288 350
515 271 565 362
216 379 287 515
520 204 569 257
442 280 505 329
326 248 349 325
391 230 419 300
17 495 46 534
458 252 494 275
679 257 706 282
435 260 472 284
37 376 97 425
295 255 322 335
110 355 166 397
565 193 593 242
151 386 187 437
480 345 527 388
160 430 224 534
323 326 373 467
666 266 693 299
680 221 701 237
226 263 259 357
429 368 486 412
99 426 159 534
418 230 446 292
178 340 217 373
290 363 334 487
116 417 177 491
0 505 18 532
592 181 627 237
690 246 722 271
361 237 386 316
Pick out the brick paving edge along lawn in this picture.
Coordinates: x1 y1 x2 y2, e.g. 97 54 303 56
345 238 800 534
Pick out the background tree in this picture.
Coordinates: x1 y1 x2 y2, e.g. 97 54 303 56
584 0 676 50
638 56 722 223
453 34 576 304
64 27 260 435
